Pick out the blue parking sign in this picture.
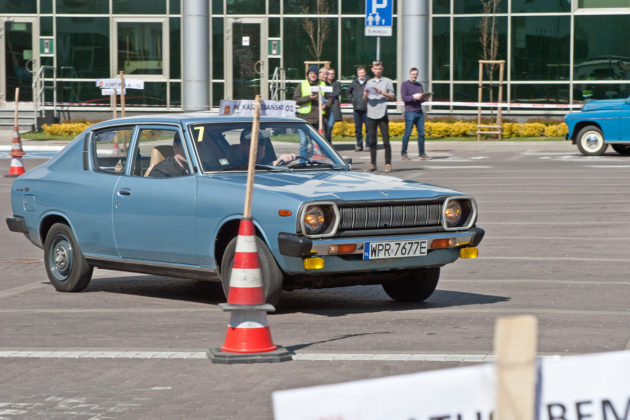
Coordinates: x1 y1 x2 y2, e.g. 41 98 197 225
365 0 393 36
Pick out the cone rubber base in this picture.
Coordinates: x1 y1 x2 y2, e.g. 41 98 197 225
4 174 20 178
208 345 292 364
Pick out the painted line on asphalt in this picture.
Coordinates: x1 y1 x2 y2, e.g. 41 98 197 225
480 256 630 263
441 279 630 286
587 165 630 168
0 307 627 317
0 282 46 299
424 165 492 169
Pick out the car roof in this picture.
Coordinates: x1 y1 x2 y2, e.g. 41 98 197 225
89 112 305 130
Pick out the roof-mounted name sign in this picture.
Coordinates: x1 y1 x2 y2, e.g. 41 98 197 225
220 100 297 117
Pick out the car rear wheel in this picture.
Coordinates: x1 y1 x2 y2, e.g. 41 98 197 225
611 144 630 155
220 236 284 306
43 223 93 292
381 267 440 303
576 125 607 156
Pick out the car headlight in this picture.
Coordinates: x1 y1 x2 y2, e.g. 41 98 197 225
304 207 326 234
442 197 477 230
300 202 340 237
444 200 462 227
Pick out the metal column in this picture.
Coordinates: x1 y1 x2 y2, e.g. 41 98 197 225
182 0 209 111
401 0 429 89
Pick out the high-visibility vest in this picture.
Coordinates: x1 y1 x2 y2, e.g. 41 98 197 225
298 80 327 114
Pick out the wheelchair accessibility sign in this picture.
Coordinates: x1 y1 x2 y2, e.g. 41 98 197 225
365 0 393 36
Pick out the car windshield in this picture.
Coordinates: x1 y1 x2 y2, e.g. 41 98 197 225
189 122 347 172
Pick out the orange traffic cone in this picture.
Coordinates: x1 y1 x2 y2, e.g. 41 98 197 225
112 139 120 156
208 218 291 364
6 125 25 177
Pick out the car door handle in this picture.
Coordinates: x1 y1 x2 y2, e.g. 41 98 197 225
117 188 131 196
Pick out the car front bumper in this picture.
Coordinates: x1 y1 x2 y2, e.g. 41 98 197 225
277 227 484 275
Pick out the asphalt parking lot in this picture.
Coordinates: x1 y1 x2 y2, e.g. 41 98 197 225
1 140 629 419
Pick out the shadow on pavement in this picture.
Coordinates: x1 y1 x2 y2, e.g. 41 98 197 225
84 276 509 315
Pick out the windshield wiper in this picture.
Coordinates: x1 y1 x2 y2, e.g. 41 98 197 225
255 164 291 172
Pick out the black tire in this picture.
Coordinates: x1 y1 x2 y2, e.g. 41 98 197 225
576 125 608 156
220 236 284 306
43 223 93 292
381 267 440 303
611 144 630 155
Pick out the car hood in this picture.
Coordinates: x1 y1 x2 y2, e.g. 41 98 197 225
581 98 627 112
210 170 463 202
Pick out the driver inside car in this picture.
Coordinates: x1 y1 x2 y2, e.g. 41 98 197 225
227 129 296 167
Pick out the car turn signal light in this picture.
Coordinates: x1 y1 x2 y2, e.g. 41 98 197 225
278 209 292 217
328 244 357 254
430 238 456 249
304 257 325 270
460 248 478 258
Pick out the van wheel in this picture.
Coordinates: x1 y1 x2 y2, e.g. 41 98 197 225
382 267 440 302
43 223 93 292
220 236 284 306
576 125 607 156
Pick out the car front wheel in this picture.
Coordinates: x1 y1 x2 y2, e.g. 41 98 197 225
576 125 607 156
381 267 440 303
43 223 93 292
220 236 284 306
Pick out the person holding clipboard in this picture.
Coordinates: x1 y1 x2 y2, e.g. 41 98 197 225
401 67 432 160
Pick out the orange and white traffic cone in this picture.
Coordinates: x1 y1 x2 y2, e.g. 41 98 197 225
6 125 25 177
208 218 291 364
112 139 120 156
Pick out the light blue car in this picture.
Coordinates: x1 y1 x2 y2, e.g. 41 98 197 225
565 97 630 156
6 113 484 305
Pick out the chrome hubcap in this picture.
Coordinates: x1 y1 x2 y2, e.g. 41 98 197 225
49 237 72 281
585 133 601 150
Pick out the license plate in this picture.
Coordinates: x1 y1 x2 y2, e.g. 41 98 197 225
363 240 428 260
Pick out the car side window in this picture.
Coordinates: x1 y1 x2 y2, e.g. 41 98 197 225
92 126 134 174
131 128 189 178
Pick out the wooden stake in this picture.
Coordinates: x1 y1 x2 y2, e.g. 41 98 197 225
119 71 126 118
111 93 117 119
494 315 538 420
243 95 262 219
14 88 20 127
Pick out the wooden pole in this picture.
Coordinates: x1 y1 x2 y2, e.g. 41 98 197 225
119 71 126 118
494 315 538 420
14 88 20 128
111 93 117 119
243 95 262 219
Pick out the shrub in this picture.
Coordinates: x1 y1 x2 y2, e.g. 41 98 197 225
41 121 94 136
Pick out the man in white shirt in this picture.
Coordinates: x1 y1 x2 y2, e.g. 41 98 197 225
363 60 395 173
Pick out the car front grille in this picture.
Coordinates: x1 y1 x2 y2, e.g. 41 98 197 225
337 200 443 234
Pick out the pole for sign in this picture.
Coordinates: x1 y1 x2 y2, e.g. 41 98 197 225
376 37 381 61
243 95 262 219
14 88 19 126
494 315 538 420
111 94 117 119
119 71 126 118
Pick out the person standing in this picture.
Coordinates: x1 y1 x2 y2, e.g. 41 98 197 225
346 66 370 151
363 60 395 173
325 68 342 143
293 65 329 156
401 67 430 160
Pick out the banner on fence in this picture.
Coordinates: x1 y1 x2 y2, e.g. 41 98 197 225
272 350 630 420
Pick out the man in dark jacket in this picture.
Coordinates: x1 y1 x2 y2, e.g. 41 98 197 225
148 133 189 177
346 66 370 151
293 65 330 156
325 68 342 143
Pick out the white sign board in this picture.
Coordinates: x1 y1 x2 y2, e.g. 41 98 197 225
96 78 145 90
242 36 250 46
273 351 630 420
220 100 297 118
309 86 333 93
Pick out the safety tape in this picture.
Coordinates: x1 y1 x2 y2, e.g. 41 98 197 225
340 101 583 109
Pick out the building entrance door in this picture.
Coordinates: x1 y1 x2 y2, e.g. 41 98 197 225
1 18 38 105
225 18 268 100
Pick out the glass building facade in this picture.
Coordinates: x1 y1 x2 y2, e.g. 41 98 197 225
1 0 630 114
